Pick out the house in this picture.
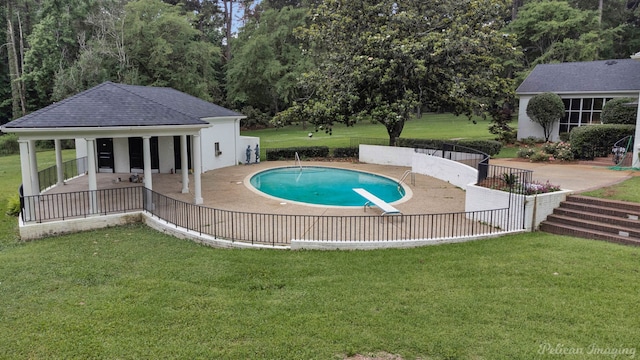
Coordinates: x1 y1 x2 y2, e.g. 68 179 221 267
0 82 252 204
516 58 640 167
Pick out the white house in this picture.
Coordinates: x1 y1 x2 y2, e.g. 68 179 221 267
0 82 252 204
516 58 640 167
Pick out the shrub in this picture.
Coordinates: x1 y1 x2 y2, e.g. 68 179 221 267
0 133 19 156
397 138 502 156
6 194 21 216
332 147 359 158
526 92 565 141
601 98 637 125
529 150 550 162
516 146 537 159
265 146 330 160
569 124 635 159
523 180 562 195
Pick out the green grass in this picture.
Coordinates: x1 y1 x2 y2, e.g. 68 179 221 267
242 113 501 149
580 176 640 203
0 225 638 359
1 126 640 358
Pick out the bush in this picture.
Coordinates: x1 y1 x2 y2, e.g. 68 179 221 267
526 92 565 141
601 98 637 125
569 124 635 159
6 194 21 216
332 147 359 158
265 146 330 160
397 138 502 156
0 133 19 156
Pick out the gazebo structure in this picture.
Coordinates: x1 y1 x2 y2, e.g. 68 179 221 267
0 82 247 205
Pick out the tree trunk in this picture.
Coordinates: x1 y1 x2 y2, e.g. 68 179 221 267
223 0 233 62
386 119 405 147
6 6 27 119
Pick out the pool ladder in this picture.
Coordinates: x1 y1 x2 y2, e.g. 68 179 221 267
398 170 414 191
294 152 302 171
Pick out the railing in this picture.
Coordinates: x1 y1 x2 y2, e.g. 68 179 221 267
38 157 88 192
22 186 144 223
414 143 490 182
21 184 522 245
146 186 513 245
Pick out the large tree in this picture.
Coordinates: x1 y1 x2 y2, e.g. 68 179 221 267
226 6 309 118
507 0 607 66
276 0 518 146
53 0 222 102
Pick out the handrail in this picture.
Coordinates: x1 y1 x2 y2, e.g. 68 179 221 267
398 169 413 189
294 152 302 171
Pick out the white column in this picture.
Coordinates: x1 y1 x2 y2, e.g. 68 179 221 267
142 136 153 190
86 138 98 213
193 133 203 204
181 134 189 193
18 140 34 197
18 140 34 221
54 139 64 185
28 140 39 195
633 92 640 169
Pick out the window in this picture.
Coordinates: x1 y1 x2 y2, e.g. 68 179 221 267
559 97 612 133
215 142 222 156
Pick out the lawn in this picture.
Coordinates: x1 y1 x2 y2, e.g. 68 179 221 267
1 125 639 359
241 113 500 149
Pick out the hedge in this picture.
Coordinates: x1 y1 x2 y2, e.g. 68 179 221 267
397 138 502 156
569 124 635 159
265 146 330 160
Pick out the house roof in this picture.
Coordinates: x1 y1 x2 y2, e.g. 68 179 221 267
2 82 243 129
516 59 640 95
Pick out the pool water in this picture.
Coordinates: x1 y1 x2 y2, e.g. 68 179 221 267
249 166 405 206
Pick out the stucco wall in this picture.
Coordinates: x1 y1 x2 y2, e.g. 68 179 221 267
201 121 243 171
359 145 478 190
466 184 571 231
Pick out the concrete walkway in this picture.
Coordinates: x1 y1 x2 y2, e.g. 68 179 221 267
490 158 637 193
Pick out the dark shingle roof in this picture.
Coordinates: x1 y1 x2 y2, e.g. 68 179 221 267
516 59 640 94
3 82 243 129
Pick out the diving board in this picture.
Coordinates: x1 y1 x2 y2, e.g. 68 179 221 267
353 188 401 216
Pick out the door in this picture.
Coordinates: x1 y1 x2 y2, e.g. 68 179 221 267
173 136 192 172
97 138 114 173
129 137 159 172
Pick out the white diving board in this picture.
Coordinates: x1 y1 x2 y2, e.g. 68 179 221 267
353 188 402 216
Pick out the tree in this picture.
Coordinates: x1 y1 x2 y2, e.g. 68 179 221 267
226 6 309 120
526 92 565 142
601 97 637 124
53 0 222 102
22 0 96 108
276 0 518 146
507 0 604 66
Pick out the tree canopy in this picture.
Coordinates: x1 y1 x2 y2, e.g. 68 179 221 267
526 92 565 141
275 0 519 145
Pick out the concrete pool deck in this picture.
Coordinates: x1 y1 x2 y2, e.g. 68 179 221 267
47 159 636 217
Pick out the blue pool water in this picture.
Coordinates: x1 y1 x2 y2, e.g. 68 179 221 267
249 166 405 206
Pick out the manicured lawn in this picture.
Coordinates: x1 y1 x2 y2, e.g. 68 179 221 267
2 124 640 358
0 224 638 359
581 176 640 203
242 113 501 149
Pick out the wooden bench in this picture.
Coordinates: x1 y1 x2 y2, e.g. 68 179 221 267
353 188 401 216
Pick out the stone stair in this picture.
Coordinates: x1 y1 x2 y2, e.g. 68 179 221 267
539 195 640 246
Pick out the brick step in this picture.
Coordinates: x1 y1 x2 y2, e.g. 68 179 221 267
539 221 640 246
564 195 640 217
553 207 640 229
560 201 640 220
544 213 640 238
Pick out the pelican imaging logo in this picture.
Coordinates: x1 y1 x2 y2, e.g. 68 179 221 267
538 342 636 358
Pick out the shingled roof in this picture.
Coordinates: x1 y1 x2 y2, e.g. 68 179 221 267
516 59 640 94
3 82 243 129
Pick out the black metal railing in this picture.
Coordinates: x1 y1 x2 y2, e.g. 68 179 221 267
21 184 523 245
22 186 143 223
414 143 490 182
38 157 88 192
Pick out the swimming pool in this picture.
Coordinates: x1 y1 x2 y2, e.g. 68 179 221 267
249 166 406 206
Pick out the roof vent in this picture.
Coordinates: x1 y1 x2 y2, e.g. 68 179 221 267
605 60 618 65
